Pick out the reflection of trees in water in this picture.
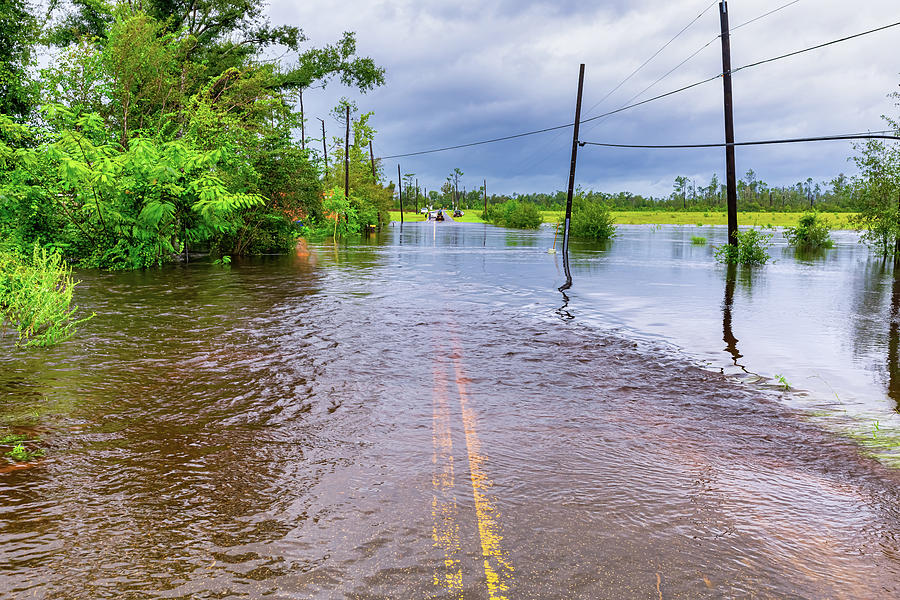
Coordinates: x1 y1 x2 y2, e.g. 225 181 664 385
848 258 900 412
888 265 900 411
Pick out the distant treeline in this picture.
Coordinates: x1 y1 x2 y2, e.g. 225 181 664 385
401 169 857 213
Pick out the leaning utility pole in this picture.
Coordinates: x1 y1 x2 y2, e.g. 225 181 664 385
318 118 327 175
719 1 738 246
559 63 585 292
344 105 350 200
299 88 305 151
398 164 404 223
369 140 376 179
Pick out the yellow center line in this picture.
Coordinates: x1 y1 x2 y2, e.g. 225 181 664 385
432 357 464 598
448 334 515 600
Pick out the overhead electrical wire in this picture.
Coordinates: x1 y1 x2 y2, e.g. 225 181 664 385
577 131 899 149
730 0 800 32
514 0 719 181
379 17 900 160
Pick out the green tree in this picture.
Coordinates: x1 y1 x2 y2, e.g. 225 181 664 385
0 0 38 120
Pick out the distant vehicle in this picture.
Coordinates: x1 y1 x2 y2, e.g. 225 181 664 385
453 209 463 218
420 208 428 214
436 210 444 221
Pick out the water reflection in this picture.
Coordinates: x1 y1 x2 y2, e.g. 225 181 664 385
722 264 744 370
889 263 900 412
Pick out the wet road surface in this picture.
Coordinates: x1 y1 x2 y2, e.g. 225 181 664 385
3 223 900 598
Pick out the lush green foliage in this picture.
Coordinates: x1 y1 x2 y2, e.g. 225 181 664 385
784 213 834 249
0 245 92 347
691 236 707 245
570 199 616 241
482 200 542 229
851 108 900 255
715 229 772 265
0 4 390 273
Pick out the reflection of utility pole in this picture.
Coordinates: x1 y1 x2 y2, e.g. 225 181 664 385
722 263 744 368
317 118 327 176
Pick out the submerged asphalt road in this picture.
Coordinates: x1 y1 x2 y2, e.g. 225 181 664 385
3 223 900 598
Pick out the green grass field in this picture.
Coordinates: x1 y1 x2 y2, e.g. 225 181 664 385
391 210 857 229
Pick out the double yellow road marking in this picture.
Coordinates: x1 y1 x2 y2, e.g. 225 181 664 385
431 330 514 599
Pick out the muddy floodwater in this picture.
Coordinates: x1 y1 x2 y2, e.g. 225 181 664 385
5 222 900 598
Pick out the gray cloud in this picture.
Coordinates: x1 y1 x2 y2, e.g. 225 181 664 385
272 0 900 196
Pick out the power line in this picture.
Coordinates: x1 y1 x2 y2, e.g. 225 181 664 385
731 0 800 32
581 0 718 118
578 131 899 149
578 0 801 132
733 20 900 74
379 19 900 160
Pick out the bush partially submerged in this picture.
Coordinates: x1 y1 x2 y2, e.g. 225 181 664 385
784 212 834 249
482 200 542 229
571 200 616 241
715 228 772 265
0 246 92 347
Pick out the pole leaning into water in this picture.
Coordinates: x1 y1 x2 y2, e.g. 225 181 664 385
398 164 404 223
719 1 738 246
559 63 585 292
344 105 350 201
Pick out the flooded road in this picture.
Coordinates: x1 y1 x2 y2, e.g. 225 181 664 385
4 221 900 598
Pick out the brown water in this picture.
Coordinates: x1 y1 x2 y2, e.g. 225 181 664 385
3 222 900 598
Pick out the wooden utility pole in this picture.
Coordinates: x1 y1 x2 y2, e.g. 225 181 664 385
719 1 738 246
299 88 305 151
415 178 418 213
318 118 327 175
398 164 403 223
369 140 376 179
483 179 487 215
559 63 585 292
344 105 350 200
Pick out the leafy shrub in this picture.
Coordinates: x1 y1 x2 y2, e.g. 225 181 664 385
570 200 616 241
784 213 834 249
715 228 772 265
691 236 707 245
484 200 542 229
0 245 92 347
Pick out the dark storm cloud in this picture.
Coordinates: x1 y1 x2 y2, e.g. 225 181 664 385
271 0 900 196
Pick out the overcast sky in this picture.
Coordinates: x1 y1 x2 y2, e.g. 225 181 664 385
271 0 900 197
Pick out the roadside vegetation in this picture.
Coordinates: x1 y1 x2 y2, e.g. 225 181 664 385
0 246 92 347
0 0 389 272
481 200 542 229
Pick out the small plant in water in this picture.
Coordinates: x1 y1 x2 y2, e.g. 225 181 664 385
873 420 880 439
5 443 44 462
774 374 790 390
691 236 707 245
213 255 232 266
0 433 29 444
